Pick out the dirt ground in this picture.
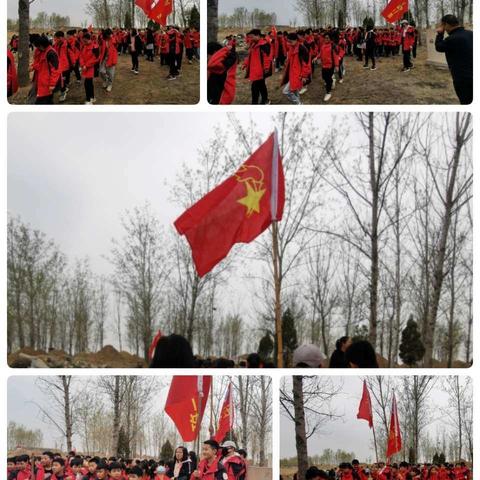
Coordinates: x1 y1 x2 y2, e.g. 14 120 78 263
229 42 458 105
8 50 200 105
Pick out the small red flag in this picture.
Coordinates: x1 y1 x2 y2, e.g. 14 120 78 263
213 382 234 443
174 132 285 277
164 376 212 442
357 380 373 428
386 393 402 458
381 0 409 23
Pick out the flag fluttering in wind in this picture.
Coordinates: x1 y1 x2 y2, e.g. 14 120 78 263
213 382 234 443
135 0 173 26
381 0 409 23
386 393 402 458
175 131 285 277
164 376 212 442
357 380 374 428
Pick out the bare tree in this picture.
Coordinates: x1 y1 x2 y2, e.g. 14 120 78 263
34 376 78 451
109 204 169 361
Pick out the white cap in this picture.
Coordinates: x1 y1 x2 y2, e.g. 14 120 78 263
292 344 326 368
221 441 237 449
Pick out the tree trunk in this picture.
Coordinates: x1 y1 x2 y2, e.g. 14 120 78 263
207 0 218 43
112 376 121 455
62 376 73 452
293 376 308 480
368 113 379 349
18 0 31 87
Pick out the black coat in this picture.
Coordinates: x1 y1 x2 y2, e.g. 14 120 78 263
435 27 473 82
329 349 348 368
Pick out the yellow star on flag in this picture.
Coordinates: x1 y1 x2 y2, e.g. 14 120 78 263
237 182 266 216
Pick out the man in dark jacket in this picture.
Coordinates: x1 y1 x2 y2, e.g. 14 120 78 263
435 14 473 104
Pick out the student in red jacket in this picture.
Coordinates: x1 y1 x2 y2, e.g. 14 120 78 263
281 32 310 105
191 27 200 60
220 442 246 480
207 42 237 104
66 30 81 83
400 19 416 71
79 33 99 104
7 49 19 98
317 33 338 102
53 31 70 102
242 29 271 104
191 440 227 480
99 28 118 92
31 35 61 104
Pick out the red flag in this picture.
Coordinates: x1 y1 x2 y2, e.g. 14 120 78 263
381 0 409 23
174 131 285 277
135 0 152 14
357 380 373 428
213 382 234 443
150 0 173 25
386 393 402 458
148 330 163 361
164 376 212 442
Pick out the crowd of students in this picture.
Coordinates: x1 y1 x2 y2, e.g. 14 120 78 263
7 26 200 104
8 440 248 480
207 20 419 105
146 331 379 369
298 460 472 479
207 17 473 106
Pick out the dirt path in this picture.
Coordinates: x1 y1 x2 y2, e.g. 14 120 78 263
9 52 200 105
231 46 458 105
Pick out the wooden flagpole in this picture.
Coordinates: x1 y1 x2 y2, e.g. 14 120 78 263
271 129 283 368
372 419 379 464
272 222 283 368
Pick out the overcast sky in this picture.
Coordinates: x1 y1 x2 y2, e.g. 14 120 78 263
219 0 300 25
280 376 460 463
8 112 342 347
7 0 94 25
8 375 235 451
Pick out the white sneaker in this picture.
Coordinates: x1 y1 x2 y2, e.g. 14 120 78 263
91 97 97 103
84 101 93 105
134 70 139 75
324 93 332 102
339 79 344 84
299 87 308 95
106 85 112 92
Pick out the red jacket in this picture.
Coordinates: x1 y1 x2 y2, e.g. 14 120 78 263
190 458 226 480
7 49 19 96
401 26 415 51
207 46 237 104
244 39 271 81
184 32 193 49
222 455 246 480
32 45 61 97
79 42 99 78
281 43 310 91
67 36 80 64
192 31 200 48
54 37 70 72
99 38 118 67
318 42 338 69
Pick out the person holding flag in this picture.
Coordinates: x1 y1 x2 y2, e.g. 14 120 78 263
191 441 228 480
